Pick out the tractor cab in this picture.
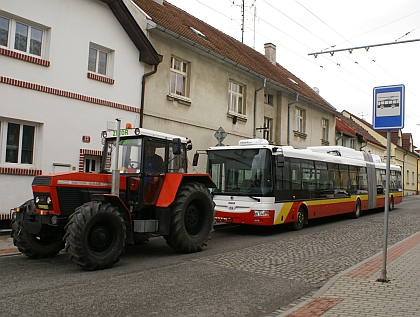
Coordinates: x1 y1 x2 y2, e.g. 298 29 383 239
101 125 190 212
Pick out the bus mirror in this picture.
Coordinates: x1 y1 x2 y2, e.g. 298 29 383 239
186 140 193 151
193 153 199 166
172 138 182 155
276 154 285 167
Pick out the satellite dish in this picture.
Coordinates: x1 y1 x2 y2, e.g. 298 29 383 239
313 87 320 94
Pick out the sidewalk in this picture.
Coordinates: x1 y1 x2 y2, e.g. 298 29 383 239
0 231 18 256
278 231 420 317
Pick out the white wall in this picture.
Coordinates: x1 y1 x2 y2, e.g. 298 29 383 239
0 0 148 213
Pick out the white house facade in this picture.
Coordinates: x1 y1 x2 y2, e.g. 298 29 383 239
0 0 161 217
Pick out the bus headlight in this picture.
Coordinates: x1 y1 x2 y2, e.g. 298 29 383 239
254 210 270 217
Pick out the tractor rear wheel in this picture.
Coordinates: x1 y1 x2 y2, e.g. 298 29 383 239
64 201 126 270
11 199 64 258
164 182 214 253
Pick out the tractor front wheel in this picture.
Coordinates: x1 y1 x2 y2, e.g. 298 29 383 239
164 182 214 253
64 201 126 270
11 199 64 258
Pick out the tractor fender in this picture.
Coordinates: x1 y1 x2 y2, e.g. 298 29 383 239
156 174 215 208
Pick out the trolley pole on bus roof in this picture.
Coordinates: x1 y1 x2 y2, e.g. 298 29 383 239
372 85 405 283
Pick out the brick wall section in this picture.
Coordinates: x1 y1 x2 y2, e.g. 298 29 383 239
0 167 42 176
78 149 103 172
0 47 50 67
0 76 138 113
87 72 114 84
1 214 12 221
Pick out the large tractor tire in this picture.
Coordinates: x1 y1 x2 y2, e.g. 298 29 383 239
10 199 65 258
64 201 126 271
164 182 215 253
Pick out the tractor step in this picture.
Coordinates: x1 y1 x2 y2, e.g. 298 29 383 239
133 220 159 233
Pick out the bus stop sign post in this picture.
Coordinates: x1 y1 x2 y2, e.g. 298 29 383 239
373 84 405 283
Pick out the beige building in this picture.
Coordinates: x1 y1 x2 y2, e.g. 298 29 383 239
126 0 337 172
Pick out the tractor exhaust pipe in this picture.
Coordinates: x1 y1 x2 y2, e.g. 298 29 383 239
111 118 121 195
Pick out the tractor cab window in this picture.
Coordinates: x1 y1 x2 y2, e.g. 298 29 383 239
107 138 142 173
144 140 165 173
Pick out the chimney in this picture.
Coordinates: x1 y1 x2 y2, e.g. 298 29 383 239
264 43 276 65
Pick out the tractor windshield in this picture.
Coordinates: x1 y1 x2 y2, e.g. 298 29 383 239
106 138 143 173
207 148 273 196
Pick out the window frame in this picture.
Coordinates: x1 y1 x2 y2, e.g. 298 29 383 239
228 80 246 116
264 93 274 105
0 119 37 166
321 118 329 141
263 117 273 142
0 14 47 58
88 43 114 78
295 108 305 133
169 56 190 98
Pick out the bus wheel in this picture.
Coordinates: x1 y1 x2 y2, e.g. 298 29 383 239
291 207 305 231
351 199 362 219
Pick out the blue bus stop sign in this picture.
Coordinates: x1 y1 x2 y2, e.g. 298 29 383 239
373 85 405 130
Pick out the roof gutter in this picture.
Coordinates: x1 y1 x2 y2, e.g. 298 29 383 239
151 22 336 114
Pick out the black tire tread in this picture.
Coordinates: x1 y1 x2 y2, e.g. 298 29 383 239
64 201 126 271
164 182 214 253
10 199 64 258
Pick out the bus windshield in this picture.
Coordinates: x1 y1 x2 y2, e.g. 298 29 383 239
207 148 273 196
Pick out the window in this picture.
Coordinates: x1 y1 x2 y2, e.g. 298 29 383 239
321 118 328 141
412 171 415 185
263 117 273 142
170 56 189 97
228 80 245 115
0 16 9 47
88 44 113 77
1 121 35 165
264 93 273 105
0 15 44 57
83 156 100 173
350 139 356 149
295 108 305 133
406 170 409 184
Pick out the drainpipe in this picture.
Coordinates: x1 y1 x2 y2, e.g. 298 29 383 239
253 78 266 138
287 93 299 146
140 64 158 128
336 132 343 146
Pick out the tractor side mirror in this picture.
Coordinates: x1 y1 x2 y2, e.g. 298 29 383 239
193 153 199 166
172 138 182 155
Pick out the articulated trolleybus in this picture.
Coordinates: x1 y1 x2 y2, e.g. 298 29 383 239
205 139 402 230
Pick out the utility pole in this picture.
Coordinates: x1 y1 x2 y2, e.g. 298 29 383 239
241 0 244 43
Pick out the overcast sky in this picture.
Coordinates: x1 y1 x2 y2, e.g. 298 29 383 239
167 0 420 147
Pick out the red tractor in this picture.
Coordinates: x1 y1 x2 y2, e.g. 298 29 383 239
11 121 215 270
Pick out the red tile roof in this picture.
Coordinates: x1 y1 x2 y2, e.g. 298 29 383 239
133 0 336 112
336 117 356 137
337 113 385 148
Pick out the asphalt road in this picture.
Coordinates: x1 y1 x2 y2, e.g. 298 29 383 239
1 196 419 317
